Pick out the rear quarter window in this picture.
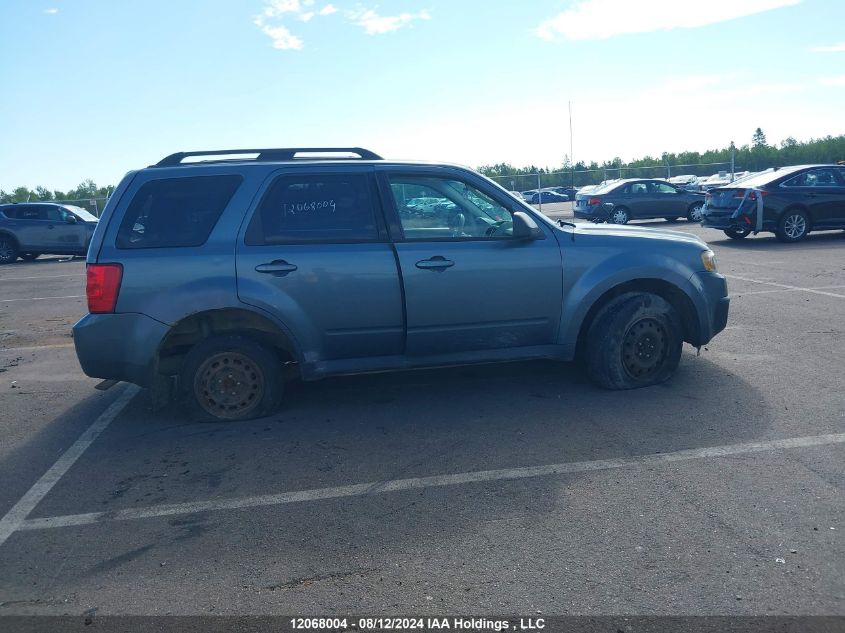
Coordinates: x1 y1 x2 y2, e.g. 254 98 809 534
116 175 242 249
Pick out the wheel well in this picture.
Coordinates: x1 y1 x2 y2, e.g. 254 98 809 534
0 231 18 246
781 204 812 229
575 279 700 357
156 308 298 378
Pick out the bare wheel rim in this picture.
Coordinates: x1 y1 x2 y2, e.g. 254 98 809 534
689 204 703 221
194 351 265 419
0 238 14 261
784 213 806 239
612 209 628 224
622 318 668 380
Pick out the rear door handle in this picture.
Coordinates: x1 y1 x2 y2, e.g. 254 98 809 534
416 256 454 270
255 260 298 276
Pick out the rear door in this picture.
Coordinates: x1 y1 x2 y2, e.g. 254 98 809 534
379 167 563 356
236 167 404 361
780 168 845 228
5 204 47 249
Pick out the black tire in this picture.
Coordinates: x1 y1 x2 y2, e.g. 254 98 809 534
610 206 629 225
180 335 284 421
0 234 19 265
19 252 40 261
776 208 810 243
724 228 750 240
686 203 704 222
585 292 683 390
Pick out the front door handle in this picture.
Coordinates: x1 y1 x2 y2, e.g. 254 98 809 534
416 256 454 270
255 260 298 276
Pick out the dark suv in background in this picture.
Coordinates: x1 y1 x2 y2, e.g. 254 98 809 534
700 164 845 242
574 179 706 224
73 147 729 421
0 202 98 263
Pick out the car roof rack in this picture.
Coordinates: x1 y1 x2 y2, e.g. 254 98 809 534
154 147 383 167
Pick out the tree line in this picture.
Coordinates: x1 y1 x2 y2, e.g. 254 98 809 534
2 131 844 209
479 131 845 190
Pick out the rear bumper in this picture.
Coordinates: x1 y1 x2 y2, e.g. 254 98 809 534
73 312 170 387
574 206 606 220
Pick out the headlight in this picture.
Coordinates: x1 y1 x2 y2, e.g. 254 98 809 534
700 249 717 272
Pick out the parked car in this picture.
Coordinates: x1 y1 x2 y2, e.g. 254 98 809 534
668 175 700 190
0 202 98 264
521 189 538 200
73 146 729 421
529 191 569 204
700 164 845 242
573 178 706 224
509 191 525 201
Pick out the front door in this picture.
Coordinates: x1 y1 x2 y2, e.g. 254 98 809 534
379 169 563 356
236 168 404 362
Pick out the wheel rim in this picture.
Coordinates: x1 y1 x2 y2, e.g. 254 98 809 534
784 214 806 239
612 209 627 224
0 238 13 261
689 204 703 221
622 318 668 380
194 351 265 419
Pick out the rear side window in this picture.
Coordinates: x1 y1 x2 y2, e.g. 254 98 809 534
245 173 378 245
116 175 242 249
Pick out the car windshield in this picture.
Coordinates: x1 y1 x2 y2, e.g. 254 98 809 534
65 205 99 222
727 166 806 188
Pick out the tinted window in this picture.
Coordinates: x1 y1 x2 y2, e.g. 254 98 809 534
43 205 68 222
782 168 840 187
652 182 677 194
0 207 15 219
116 175 242 249
15 205 42 220
246 173 378 245
388 175 513 240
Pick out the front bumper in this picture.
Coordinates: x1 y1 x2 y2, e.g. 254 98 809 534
691 271 730 345
73 312 170 387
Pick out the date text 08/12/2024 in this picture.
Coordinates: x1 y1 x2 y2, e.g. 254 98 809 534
289 617 547 631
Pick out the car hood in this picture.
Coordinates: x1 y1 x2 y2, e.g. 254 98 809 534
566 222 707 247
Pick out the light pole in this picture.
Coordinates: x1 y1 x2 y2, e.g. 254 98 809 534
730 141 736 182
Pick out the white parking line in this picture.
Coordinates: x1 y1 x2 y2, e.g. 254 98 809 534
15 431 845 534
724 274 845 299
0 295 84 303
0 385 139 548
735 284 845 297
0 274 81 281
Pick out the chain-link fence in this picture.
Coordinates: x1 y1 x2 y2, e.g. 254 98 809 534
486 161 738 194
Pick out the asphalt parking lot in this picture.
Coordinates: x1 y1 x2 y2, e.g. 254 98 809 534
0 205 843 617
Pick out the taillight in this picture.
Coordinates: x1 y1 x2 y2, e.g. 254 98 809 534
587 197 602 206
86 264 123 313
732 189 769 201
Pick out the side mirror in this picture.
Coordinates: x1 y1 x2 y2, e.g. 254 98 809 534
512 211 543 240
65 214 78 224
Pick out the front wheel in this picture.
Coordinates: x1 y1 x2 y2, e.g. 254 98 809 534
585 292 683 390
724 228 750 240
776 209 810 243
687 203 704 222
180 335 284 421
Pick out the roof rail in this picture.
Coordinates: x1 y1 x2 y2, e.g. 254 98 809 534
154 147 383 167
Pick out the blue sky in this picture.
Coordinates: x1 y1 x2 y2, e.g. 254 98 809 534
1 0 844 190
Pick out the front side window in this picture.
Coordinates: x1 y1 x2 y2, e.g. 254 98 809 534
116 175 242 249
245 173 378 245
388 175 513 240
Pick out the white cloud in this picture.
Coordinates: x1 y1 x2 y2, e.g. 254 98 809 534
536 0 801 41
811 42 845 53
819 75 845 87
255 0 337 50
258 23 304 50
346 7 430 35
43 7 59 14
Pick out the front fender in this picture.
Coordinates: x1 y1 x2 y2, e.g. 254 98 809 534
558 252 705 356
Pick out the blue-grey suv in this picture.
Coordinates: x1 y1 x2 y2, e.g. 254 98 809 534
73 148 729 421
0 202 98 263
